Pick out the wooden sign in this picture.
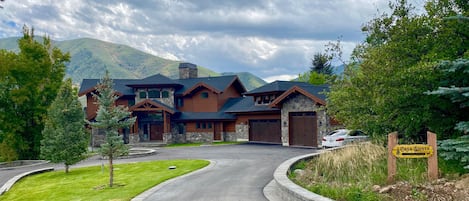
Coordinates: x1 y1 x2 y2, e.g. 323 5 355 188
392 144 433 158
387 131 438 184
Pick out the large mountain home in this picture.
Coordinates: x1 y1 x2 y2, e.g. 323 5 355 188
79 63 338 148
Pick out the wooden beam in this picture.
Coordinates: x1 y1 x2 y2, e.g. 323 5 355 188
387 132 398 184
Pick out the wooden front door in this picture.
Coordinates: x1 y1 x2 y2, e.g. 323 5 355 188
289 112 317 147
150 123 164 141
214 122 221 141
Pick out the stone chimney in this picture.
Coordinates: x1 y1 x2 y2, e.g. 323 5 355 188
179 62 198 79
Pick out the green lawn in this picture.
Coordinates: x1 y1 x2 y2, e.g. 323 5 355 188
1 160 209 201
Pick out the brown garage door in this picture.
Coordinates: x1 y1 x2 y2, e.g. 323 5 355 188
249 119 281 143
289 112 317 147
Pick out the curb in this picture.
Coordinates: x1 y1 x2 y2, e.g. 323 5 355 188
269 152 334 201
0 167 54 195
131 160 215 201
0 160 50 171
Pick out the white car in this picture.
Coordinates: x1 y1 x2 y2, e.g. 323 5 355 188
321 129 368 148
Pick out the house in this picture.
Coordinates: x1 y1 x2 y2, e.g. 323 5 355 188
78 63 337 148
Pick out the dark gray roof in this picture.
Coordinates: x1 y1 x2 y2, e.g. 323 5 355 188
244 81 319 95
224 97 280 113
174 111 236 121
79 79 135 96
79 74 245 97
297 85 329 101
126 74 181 87
175 75 245 95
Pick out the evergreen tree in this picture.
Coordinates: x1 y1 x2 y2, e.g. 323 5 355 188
40 79 88 173
0 26 69 160
310 52 333 75
428 58 469 169
89 71 135 187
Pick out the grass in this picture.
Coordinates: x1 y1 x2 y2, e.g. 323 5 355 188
166 141 244 148
291 143 430 201
0 159 209 201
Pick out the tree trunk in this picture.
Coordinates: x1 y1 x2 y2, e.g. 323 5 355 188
65 164 69 173
109 155 113 187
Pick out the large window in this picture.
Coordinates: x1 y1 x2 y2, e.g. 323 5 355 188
148 90 160 98
196 122 212 130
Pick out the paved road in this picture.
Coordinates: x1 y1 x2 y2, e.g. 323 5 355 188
1 143 315 201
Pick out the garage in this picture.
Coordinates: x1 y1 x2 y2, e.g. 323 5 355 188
289 112 317 147
249 119 281 143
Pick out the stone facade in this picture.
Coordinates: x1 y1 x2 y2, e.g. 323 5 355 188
91 128 106 147
128 133 139 144
223 132 238 141
235 124 249 141
185 132 213 143
280 93 328 147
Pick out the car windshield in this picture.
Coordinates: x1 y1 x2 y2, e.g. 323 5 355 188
326 130 348 136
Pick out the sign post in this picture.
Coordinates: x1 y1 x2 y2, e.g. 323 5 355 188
387 131 438 183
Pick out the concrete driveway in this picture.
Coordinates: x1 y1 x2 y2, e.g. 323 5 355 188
1 143 315 201
136 144 315 201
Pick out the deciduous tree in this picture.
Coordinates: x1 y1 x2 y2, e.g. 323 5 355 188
0 26 69 160
327 0 468 141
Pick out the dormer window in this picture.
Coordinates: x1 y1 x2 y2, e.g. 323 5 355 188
148 90 160 98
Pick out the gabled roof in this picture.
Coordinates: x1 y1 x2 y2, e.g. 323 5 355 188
269 85 328 107
182 82 222 96
243 81 316 95
129 99 176 114
224 97 280 113
78 79 135 97
126 74 182 88
176 75 246 96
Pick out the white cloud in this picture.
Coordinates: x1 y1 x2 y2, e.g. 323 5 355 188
0 0 391 79
263 74 298 83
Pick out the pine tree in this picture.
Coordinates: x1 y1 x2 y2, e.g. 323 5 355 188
89 71 136 187
428 58 469 169
310 52 333 75
40 79 88 173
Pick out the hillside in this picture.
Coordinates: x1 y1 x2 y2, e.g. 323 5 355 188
221 72 266 90
0 37 264 90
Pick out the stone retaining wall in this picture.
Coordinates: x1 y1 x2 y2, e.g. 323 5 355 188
272 151 334 201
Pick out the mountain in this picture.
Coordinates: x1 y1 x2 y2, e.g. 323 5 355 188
0 37 264 90
221 72 266 90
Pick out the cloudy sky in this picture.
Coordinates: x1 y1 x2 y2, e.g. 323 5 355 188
0 0 390 82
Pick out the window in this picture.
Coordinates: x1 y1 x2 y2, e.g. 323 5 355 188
196 122 201 129
207 122 212 129
201 92 209 99
128 99 135 106
139 91 147 99
177 98 184 107
148 90 160 98
162 91 169 98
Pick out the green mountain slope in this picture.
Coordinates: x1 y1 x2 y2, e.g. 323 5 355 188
222 72 266 90
0 37 264 90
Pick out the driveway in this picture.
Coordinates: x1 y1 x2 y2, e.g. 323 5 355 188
1 143 315 201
